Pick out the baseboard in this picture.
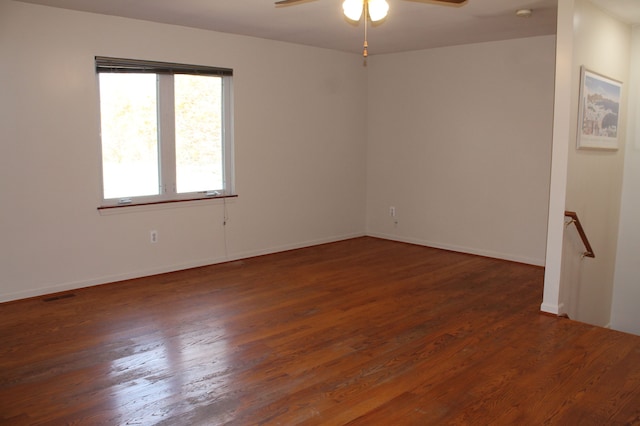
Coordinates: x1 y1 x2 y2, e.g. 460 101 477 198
2 231 539 303
0 232 366 304
540 302 564 315
225 232 366 263
367 232 546 267
0 255 228 304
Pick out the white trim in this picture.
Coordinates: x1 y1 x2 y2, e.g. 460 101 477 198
0 232 365 303
158 73 176 196
367 232 545 266
222 76 235 195
1 231 547 303
540 302 564 315
2 231 547 303
0 255 224 304
224 232 366 262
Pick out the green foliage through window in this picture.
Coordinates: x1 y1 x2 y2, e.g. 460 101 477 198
97 58 234 206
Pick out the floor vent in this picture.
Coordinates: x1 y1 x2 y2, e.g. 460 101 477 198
43 293 76 302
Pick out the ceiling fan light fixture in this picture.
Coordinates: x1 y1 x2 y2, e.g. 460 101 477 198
343 0 364 21
368 0 389 22
277 0 466 58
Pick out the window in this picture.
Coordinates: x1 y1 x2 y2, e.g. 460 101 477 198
96 57 234 207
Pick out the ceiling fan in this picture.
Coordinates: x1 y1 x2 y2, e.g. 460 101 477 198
275 0 468 57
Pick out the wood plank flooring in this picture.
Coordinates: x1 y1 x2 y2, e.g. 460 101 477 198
1 237 639 425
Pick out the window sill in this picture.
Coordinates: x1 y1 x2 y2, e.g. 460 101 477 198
97 194 238 215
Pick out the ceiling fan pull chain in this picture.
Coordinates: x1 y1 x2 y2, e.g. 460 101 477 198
363 1 368 57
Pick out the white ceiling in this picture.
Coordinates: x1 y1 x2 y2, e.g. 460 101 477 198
11 0 640 55
590 0 640 25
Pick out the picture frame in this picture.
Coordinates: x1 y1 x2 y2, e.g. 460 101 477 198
577 66 622 150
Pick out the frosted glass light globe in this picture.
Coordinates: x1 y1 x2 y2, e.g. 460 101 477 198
342 0 364 21
368 0 389 21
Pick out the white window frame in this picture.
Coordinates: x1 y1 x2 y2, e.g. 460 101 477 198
96 57 235 208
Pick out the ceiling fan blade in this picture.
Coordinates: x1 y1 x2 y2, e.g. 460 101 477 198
275 0 314 5
404 0 468 5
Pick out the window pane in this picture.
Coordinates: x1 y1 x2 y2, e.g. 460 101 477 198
99 74 159 199
174 74 223 193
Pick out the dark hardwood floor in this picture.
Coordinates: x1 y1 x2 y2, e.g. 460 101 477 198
1 237 639 425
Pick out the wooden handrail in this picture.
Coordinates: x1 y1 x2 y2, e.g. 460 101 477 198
564 211 595 258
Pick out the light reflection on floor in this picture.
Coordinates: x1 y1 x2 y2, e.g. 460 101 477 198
107 322 233 423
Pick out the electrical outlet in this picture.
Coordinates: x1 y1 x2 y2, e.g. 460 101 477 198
150 230 158 244
389 206 396 217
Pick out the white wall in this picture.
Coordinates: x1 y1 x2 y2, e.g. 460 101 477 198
611 26 640 335
561 0 630 327
0 1 367 302
365 36 556 265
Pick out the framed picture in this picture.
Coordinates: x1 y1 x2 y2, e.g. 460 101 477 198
577 66 622 150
